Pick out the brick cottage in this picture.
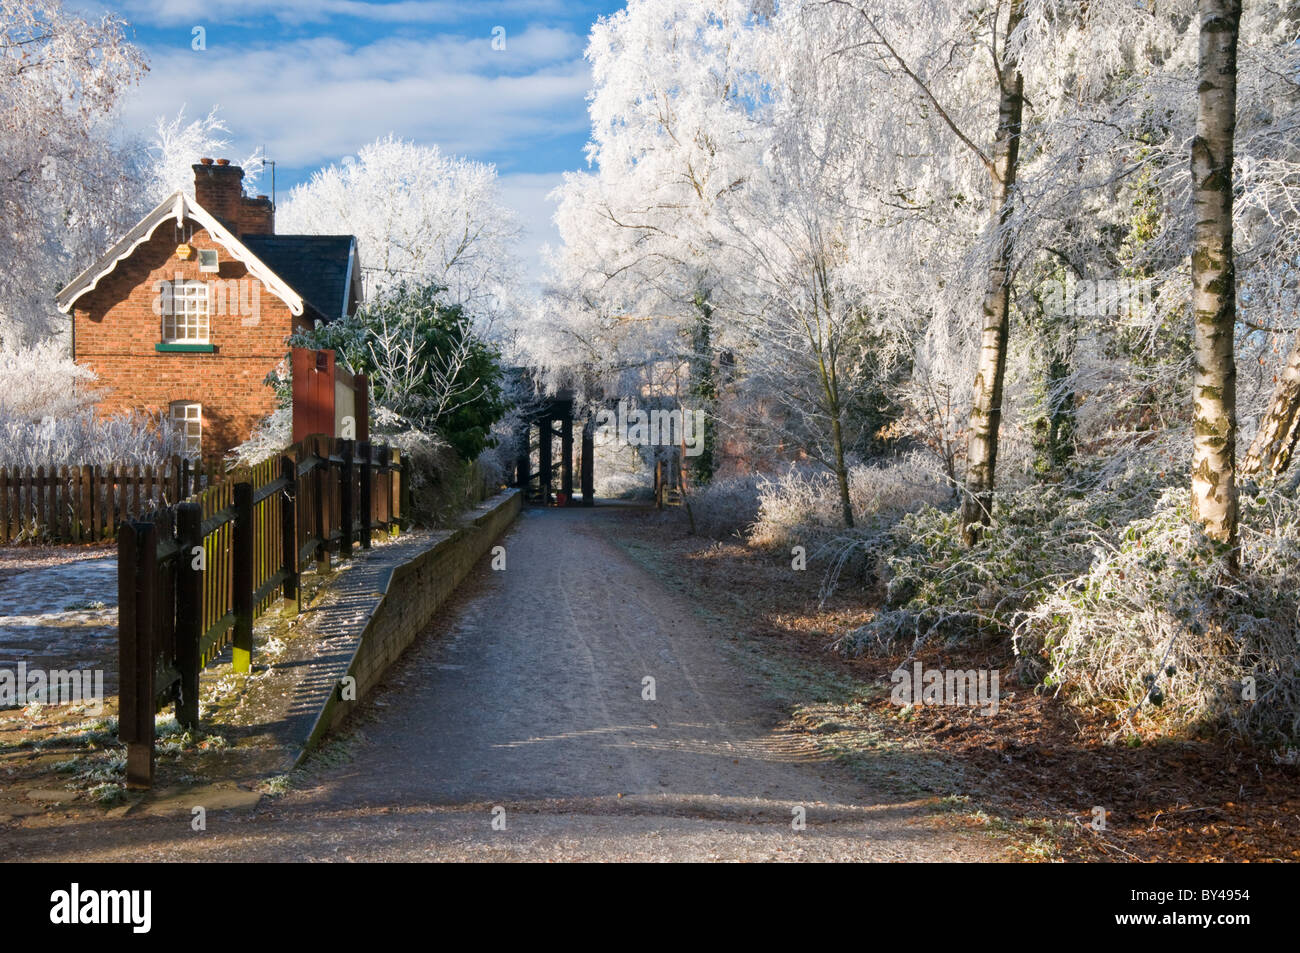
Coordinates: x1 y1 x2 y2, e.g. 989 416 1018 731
55 159 363 457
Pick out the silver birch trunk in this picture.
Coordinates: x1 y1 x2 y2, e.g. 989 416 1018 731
1189 0 1242 557
959 0 1025 546
1242 331 1300 479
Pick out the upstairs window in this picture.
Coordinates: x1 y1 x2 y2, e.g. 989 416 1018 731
163 281 210 344
170 401 202 457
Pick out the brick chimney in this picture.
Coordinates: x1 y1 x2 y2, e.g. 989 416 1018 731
193 158 245 234
239 194 275 236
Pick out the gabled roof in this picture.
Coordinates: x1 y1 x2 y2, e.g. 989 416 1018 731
55 191 312 316
241 235 360 323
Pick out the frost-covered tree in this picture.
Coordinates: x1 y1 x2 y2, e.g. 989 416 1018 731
0 340 180 466
279 136 521 329
803 0 1031 541
1006 0 1297 508
0 0 146 344
541 0 765 485
139 106 262 203
542 0 1297 532
0 339 99 420
706 1 913 526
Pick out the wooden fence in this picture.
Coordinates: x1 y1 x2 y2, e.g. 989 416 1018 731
118 435 409 787
0 458 223 544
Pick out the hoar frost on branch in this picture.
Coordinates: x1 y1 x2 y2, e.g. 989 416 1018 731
0 0 146 343
279 136 523 332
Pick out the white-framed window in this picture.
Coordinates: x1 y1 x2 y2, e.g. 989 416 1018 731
170 401 202 457
163 281 210 344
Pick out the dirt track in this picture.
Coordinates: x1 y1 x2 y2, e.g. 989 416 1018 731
2 504 995 861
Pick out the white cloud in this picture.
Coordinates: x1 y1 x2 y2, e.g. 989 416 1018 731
112 0 573 27
119 28 592 168
96 10 599 285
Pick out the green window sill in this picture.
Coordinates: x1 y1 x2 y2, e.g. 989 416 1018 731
155 343 216 353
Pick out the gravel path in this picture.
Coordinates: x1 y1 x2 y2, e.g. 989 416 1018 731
2 505 995 861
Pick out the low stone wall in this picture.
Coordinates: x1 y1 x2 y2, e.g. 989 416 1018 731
301 489 521 753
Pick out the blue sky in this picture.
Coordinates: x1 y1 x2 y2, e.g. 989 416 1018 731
81 0 627 281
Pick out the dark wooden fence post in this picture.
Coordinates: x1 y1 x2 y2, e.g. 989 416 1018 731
49 466 59 538
381 444 389 535
174 502 203 729
379 443 389 534
339 439 353 558
538 416 552 505
119 521 156 789
57 466 68 540
561 415 574 503
315 438 331 575
405 448 413 530
358 440 372 549
232 481 254 673
581 417 595 507
280 453 300 615
34 465 45 541
79 464 92 538
0 468 8 544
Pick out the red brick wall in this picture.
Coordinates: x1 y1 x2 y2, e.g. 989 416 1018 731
72 222 306 457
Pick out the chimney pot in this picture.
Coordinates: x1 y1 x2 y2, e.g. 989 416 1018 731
193 160 246 235
200 157 214 165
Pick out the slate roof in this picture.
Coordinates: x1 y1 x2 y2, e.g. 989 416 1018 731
242 234 358 323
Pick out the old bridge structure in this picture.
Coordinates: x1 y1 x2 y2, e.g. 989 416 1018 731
513 387 596 506
509 370 689 508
